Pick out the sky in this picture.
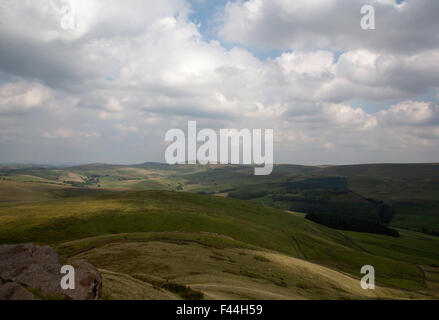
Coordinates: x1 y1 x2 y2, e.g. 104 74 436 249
0 0 438 165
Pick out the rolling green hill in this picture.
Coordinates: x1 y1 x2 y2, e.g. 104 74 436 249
0 179 438 299
1 162 439 235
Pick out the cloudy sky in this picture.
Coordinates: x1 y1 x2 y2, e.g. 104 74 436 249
0 0 438 165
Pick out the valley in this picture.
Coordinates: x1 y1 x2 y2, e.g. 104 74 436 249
0 163 439 299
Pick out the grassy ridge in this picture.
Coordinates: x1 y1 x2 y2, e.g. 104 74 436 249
56 232 431 300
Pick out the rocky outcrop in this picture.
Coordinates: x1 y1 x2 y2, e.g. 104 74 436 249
0 243 102 300
0 281 37 300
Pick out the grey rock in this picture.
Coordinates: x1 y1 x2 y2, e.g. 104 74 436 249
0 282 36 300
0 243 102 300
68 259 103 300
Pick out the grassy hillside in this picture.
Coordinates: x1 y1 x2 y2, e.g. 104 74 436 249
56 232 430 300
0 179 438 299
2 163 438 236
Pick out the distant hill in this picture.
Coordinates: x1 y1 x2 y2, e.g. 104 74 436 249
1 163 438 235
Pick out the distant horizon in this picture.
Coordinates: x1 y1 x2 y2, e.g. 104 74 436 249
2 161 439 168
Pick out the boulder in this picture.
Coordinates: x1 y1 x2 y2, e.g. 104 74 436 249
0 243 102 300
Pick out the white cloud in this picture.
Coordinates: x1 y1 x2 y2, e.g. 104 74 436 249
116 124 140 134
0 0 438 164
0 81 52 113
0 0 190 42
275 51 335 77
323 103 378 130
42 129 73 139
42 128 100 139
379 100 438 125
